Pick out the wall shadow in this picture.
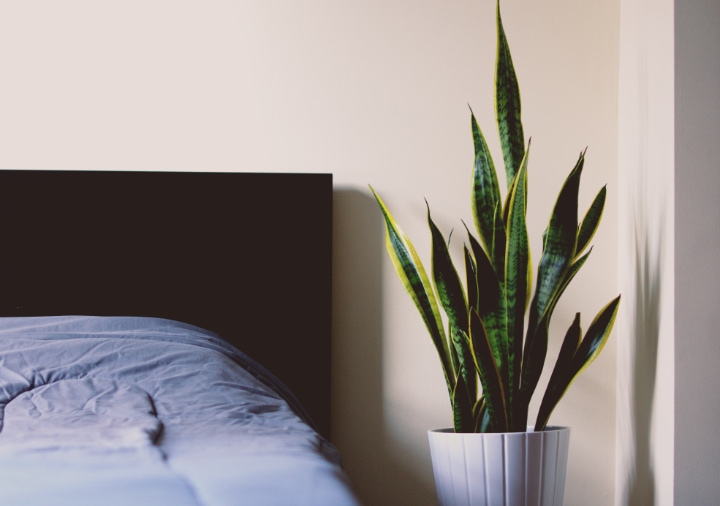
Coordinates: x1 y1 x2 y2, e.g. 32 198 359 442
623 217 663 505
331 187 437 505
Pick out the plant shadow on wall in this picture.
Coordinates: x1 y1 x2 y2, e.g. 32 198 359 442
332 188 437 506
624 212 663 505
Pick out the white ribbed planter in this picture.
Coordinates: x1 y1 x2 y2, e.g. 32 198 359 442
428 426 570 506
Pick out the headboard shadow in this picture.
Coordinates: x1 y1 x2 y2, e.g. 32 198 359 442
0 170 332 438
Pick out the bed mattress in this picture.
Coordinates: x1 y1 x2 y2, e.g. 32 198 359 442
0 316 359 506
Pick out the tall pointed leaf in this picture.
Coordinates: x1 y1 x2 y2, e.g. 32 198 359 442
452 362 476 432
471 109 503 268
534 295 621 430
521 154 583 387
491 202 507 281
428 207 476 404
543 313 582 404
504 150 529 430
528 152 584 336
449 336 477 426
464 246 479 313
495 0 524 187
577 185 606 256
370 187 455 393
465 228 508 400
473 397 492 432
547 249 593 315
520 154 583 407
520 247 593 405
468 312 508 432
567 295 621 378
428 206 468 336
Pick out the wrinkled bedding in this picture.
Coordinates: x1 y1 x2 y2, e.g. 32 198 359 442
0 316 359 506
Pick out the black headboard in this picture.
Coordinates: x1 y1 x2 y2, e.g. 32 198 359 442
0 170 333 438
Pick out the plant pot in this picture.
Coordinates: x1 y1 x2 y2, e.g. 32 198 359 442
427 426 570 506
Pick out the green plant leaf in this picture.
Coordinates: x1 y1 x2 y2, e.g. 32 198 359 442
428 206 468 335
491 202 507 281
504 148 530 430
428 207 476 405
447 320 460 379
520 153 583 409
549 248 593 311
464 246 479 314
534 295 621 430
528 152 584 335
451 334 478 420
495 0 524 188
465 227 509 403
520 247 592 406
468 312 508 432
452 360 476 432
473 397 492 432
370 187 455 394
471 109 503 266
577 185 606 256
543 313 582 403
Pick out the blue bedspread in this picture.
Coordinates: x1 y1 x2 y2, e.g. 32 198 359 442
0 316 359 506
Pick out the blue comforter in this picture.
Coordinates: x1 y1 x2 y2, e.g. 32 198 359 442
0 316 359 506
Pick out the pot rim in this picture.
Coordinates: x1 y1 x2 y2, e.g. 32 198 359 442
428 425 570 435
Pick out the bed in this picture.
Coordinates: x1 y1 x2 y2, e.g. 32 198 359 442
0 170 359 505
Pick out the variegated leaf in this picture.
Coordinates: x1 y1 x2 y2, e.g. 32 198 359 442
370 187 455 393
495 0 525 188
534 296 621 430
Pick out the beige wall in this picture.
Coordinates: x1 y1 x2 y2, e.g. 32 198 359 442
0 1 620 504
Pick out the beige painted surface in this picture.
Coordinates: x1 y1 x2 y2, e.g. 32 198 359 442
0 1 619 504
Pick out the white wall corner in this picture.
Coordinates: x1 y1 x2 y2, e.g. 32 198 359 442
616 0 675 504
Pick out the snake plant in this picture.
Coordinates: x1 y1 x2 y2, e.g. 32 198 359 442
370 2 620 433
